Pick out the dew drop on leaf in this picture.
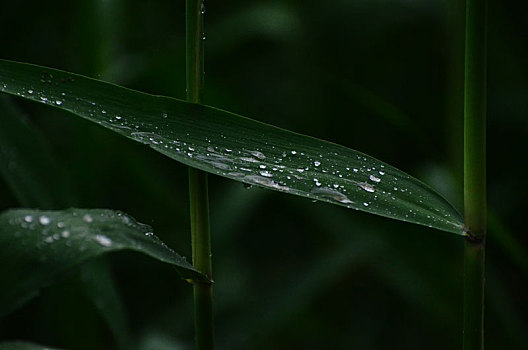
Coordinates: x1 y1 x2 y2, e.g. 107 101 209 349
369 175 381 183
94 234 112 247
39 216 51 225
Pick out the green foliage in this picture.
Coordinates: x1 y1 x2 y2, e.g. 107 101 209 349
0 208 206 319
0 1 526 349
0 60 463 234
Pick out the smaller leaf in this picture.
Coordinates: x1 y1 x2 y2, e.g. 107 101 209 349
0 208 207 319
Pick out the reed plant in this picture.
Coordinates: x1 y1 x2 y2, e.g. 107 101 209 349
0 1 523 349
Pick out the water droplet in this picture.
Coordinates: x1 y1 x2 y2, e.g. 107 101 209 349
94 234 112 247
116 115 122 120
55 100 63 105
61 230 71 238
39 216 51 225
311 187 353 204
102 110 107 114
314 178 321 187
291 150 297 155
250 150 266 159
379 171 385 175
259 170 273 178
369 175 381 183
24 215 33 223
28 89 34 94
210 161 230 170
357 182 375 193
363 202 369 207
244 175 289 191
145 232 154 237
314 161 321 167
83 214 93 223
44 236 54 244
259 164 266 169
57 222 65 228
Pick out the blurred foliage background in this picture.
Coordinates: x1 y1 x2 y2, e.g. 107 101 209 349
0 0 526 349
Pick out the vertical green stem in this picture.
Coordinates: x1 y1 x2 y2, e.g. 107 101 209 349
186 1 213 349
463 0 487 349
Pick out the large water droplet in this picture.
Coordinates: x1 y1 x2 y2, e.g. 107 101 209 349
311 187 353 204
259 170 273 178
24 215 33 223
83 214 93 223
39 216 51 225
357 182 375 193
369 175 381 183
250 150 266 160
94 234 112 247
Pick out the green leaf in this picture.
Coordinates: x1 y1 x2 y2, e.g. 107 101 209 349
0 208 206 319
0 96 130 348
0 59 464 234
0 342 61 350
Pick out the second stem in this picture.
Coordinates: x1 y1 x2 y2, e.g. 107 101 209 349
186 0 214 349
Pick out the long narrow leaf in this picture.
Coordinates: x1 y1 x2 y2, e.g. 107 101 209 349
0 59 464 234
0 208 206 319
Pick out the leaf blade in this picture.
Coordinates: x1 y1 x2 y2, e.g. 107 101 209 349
0 208 206 319
0 59 464 234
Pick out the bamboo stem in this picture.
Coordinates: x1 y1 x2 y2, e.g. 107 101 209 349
463 0 487 349
186 1 214 349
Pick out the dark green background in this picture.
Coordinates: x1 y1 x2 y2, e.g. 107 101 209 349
0 0 526 349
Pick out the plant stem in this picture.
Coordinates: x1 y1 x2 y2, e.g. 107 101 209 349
463 0 487 349
186 1 213 349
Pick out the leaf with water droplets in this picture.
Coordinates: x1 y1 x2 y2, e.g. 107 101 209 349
0 59 464 234
0 208 207 319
